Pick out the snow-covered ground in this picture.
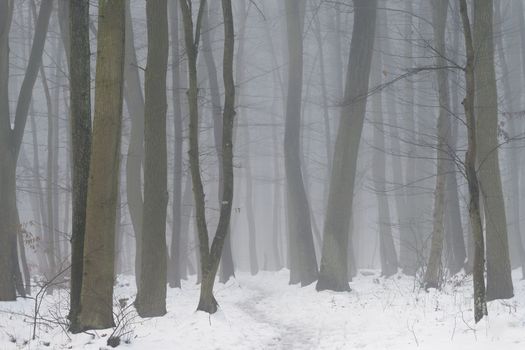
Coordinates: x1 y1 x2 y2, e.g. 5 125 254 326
1 269 524 349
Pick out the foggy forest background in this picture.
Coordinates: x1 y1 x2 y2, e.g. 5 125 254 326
0 0 525 347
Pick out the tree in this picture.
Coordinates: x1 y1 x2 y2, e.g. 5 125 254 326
317 0 377 292
180 0 236 313
200 1 236 282
68 0 91 332
123 1 145 287
370 19 398 277
168 0 184 289
458 0 488 323
284 0 318 286
78 0 126 330
0 0 53 301
135 0 169 318
423 0 450 289
473 0 513 301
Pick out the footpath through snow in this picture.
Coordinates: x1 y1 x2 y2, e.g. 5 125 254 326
1 269 525 349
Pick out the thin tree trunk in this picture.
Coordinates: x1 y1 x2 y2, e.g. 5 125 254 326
424 0 450 290
458 0 488 322
168 0 183 289
124 1 145 287
0 0 52 301
370 31 398 277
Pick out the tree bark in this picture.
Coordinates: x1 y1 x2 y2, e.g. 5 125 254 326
473 0 513 301
135 0 169 318
168 0 184 289
78 0 125 330
458 0 488 322
67 0 91 332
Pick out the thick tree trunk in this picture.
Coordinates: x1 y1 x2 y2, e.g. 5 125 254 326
68 0 91 332
473 0 513 301
78 0 125 330
317 0 377 292
284 0 318 286
135 0 169 318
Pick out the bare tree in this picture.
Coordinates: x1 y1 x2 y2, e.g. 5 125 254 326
78 0 126 331
135 0 169 318
0 0 53 301
473 0 513 301
68 0 91 332
284 0 318 286
458 0 488 323
317 0 377 292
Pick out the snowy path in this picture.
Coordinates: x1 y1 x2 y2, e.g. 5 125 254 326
1 270 525 349
234 278 321 349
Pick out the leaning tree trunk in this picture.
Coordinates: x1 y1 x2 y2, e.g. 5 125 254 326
200 3 236 283
68 0 91 332
0 0 52 301
473 0 513 301
135 0 169 318
284 0 318 286
458 0 488 323
316 0 377 292
78 0 125 331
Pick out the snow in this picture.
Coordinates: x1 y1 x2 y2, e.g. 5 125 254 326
1 269 525 349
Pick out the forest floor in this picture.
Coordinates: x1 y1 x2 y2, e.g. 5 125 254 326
1 269 524 349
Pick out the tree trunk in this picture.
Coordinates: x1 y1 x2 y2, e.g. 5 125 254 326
0 0 52 301
78 0 125 330
494 1 525 278
168 0 183 289
458 0 488 322
370 33 398 278
135 0 169 318
68 0 91 332
424 0 450 290
317 0 377 292
473 0 513 301
200 3 236 283
124 1 145 287
284 0 318 286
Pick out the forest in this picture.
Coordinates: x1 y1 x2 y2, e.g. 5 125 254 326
1 0 525 349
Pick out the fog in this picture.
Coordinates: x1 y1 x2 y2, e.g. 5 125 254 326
1 0 524 348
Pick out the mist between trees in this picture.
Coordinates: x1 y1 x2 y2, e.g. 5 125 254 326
0 0 524 340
